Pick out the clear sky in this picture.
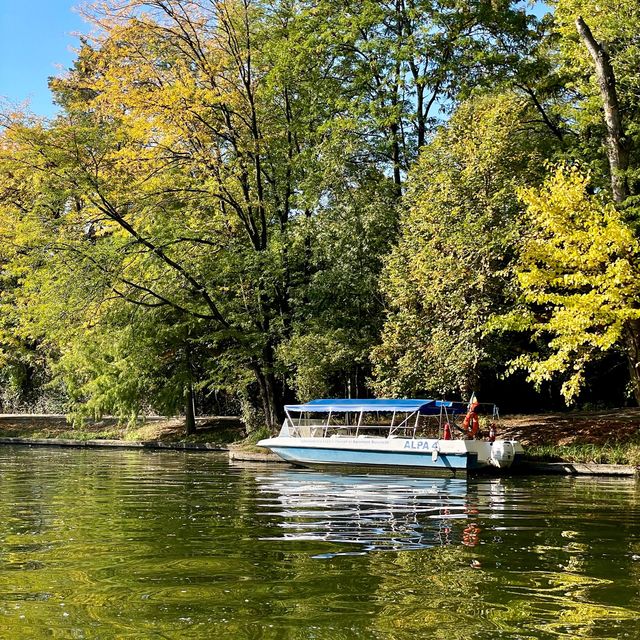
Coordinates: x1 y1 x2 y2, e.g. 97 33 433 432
0 1 550 119
0 0 88 117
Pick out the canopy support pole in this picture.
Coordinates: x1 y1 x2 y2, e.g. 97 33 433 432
355 410 363 437
325 410 332 438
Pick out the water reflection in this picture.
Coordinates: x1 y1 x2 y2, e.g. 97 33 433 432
256 470 480 555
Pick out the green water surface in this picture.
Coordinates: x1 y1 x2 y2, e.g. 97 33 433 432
1 446 639 639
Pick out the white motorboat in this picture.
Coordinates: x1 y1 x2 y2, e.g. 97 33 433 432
257 398 523 477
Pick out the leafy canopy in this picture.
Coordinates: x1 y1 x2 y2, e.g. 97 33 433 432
372 92 556 398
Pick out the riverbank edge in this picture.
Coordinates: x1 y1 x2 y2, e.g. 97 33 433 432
0 436 228 452
1 435 639 475
517 460 639 477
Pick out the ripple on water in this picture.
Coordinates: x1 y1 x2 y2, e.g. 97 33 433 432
1 446 640 639
256 471 471 555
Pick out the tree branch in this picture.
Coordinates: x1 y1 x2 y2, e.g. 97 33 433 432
575 16 630 203
516 83 564 141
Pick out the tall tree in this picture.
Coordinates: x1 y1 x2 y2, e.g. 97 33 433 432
301 0 541 189
2 0 332 428
553 0 640 201
372 93 557 398
504 0 640 404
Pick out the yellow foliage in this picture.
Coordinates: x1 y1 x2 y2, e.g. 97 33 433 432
513 165 640 402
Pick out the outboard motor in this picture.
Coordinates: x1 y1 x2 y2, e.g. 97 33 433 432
489 441 515 469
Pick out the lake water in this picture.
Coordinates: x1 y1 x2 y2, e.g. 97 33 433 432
0 446 639 639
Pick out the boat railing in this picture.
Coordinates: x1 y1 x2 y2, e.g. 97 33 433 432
283 400 501 440
286 418 418 439
288 419 326 438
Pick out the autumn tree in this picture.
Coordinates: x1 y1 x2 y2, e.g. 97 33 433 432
2 0 336 429
503 0 640 404
506 166 640 403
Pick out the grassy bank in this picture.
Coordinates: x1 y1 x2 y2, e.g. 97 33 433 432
501 408 640 466
226 426 273 453
0 416 244 447
524 439 640 466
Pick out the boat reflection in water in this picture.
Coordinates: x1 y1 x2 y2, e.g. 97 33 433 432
256 469 483 556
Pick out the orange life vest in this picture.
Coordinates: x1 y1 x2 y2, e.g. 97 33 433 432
462 407 479 438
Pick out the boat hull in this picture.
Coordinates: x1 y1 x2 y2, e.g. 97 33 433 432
270 445 472 477
258 436 522 477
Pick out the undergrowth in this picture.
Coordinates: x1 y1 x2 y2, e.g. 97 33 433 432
525 435 640 466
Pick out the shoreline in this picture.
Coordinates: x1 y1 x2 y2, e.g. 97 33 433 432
0 412 638 476
1 434 638 476
0 435 228 452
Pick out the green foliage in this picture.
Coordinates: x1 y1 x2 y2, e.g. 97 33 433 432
280 174 398 400
372 93 557 398
242 424 273 447
278 330 364 401
54 310 202 425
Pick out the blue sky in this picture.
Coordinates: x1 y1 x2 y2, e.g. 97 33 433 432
0 1 550 119
0 0 87 116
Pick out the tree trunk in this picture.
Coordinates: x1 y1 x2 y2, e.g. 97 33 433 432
390 121 402 195
251 359 283 433
416 83 425 149
623 321 640 404
575 16 630 203
185 383 196 436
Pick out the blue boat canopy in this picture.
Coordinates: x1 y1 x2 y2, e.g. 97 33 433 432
284 398 465 415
